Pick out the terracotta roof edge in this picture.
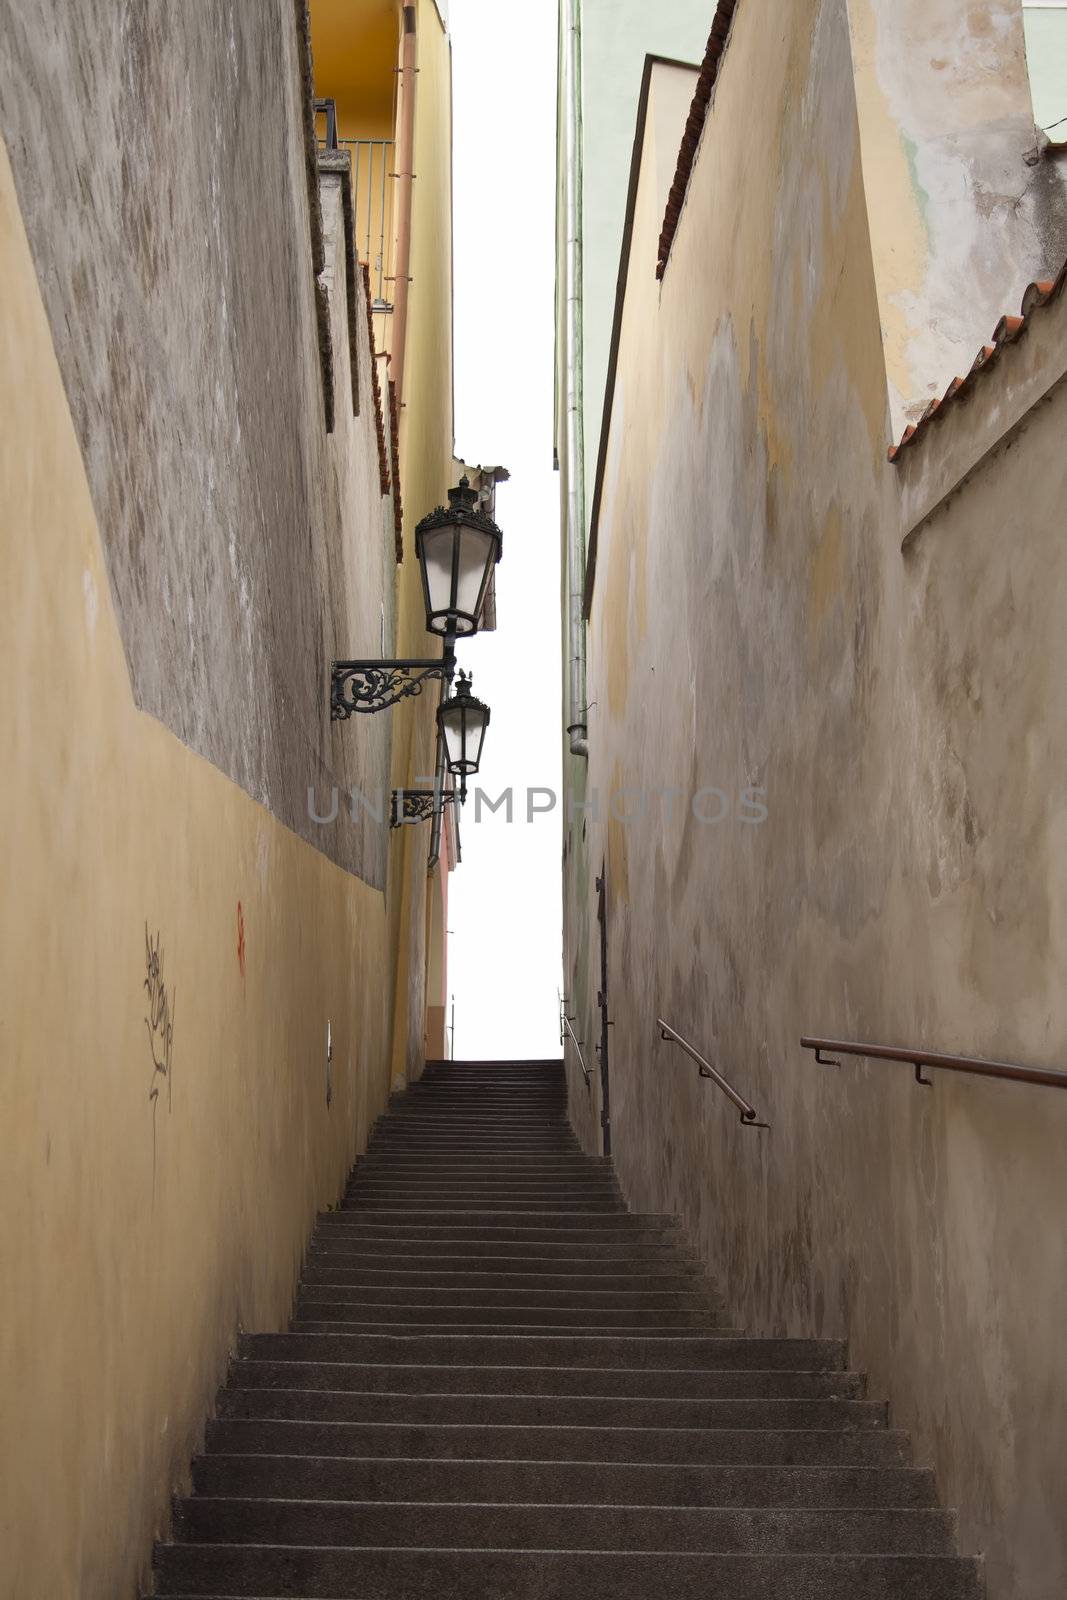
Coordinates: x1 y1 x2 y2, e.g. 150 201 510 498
888 258 1067 463
655 0 740 281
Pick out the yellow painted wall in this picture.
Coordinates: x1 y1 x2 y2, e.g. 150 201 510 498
311 0 399 140
383 0 458 1083
0 137 396 1598
309 0 457 1085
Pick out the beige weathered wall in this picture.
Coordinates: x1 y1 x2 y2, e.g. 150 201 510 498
848 0 1067 432
569 13 1067 1600
0 136 394 1599
0 2 458 1594
385 0 459 1085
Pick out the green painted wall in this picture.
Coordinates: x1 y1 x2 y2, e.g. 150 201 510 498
578 0 710 510
1024 3 1067 134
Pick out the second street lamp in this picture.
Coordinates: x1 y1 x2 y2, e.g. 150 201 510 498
437 672 490 782
390 679 490 830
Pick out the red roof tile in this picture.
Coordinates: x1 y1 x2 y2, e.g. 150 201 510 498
388 377 404 562
656 0 740 281
362 261 392 501
888 260 1067 462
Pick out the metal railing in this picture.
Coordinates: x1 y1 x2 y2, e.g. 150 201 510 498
314 98 338 151
801 1035 1067 1093
560 999 591 1084
657 1018 768 1128
313 102 395 313
345 139 394 311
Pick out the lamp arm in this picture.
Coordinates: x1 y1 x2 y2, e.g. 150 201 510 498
331 647 455 719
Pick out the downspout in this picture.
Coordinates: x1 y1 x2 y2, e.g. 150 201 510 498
427 727 447 870
563 0 589 757
391 2 418 406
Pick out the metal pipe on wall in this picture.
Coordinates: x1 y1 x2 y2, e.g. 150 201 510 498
563 0 589 758
390 2 418 405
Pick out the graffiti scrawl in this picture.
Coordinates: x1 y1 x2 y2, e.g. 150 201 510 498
144 923 175 1114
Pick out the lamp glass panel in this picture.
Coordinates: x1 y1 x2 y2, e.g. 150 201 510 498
420 525 457 621
440 705 466 770
467 708 488 769
454 526 494 621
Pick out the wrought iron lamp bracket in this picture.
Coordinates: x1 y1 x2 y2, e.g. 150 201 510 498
390 788 463 829
331 651 455 719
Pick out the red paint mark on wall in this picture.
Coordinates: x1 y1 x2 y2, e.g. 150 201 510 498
236 902 246 979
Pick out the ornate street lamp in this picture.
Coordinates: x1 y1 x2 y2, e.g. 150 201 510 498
331 477 502 719
437 672 490 781
415 477 503 638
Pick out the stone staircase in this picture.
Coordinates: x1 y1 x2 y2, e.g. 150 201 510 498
151 1058 983 1597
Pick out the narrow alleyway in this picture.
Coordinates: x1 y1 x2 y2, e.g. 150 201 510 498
151 1061 981 1597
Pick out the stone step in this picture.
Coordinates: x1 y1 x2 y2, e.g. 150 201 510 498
173 1498 955 1555
291 1302 736 1329
297 1279 718 1306
153 1545 982 1598
191 1453 940 1508
240 1332 845 1371
203 1417 909 1466
216 1388 886 1432
306 1240 696 1264
370 1120 576 1131
344 1178 621 1189
229 1361 864 1401
294 1290 728 1318
364 1146 584 1157
335 1198 629 1213
300 1266 708 1291
291 1318 745 1338
352 1154 612 1167
350 1173 612 1185
316 1214 678 1234
370 1117 575 1127
365 1144 583 1156
390 1092 568 1103
317 1211 676 1232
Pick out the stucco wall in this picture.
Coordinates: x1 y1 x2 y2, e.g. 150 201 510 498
848 0 1067 433
0 2 459 1593
0 0 397 886
384 0 459 1086
0 133 394 1598
569 14 1067 1600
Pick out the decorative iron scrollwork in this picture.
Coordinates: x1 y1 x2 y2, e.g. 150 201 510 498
390 788 461 829
331 659 450 719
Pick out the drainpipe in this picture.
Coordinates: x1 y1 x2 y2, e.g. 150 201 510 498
391 2 417 405
563 0 589 758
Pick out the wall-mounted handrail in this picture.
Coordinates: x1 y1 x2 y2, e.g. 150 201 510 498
657 1018 768 1128
801 1035 1067 1093
562 1012 591 1083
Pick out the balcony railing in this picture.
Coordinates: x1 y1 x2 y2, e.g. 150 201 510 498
344 138 395 313
315 101 395 314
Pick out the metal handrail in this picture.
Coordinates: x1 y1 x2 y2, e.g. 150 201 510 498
801 1035 1067 1092
657 1018 768 1128
562 1012 591 1084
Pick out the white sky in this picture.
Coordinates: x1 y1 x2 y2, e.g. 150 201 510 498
446 0 564 1060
